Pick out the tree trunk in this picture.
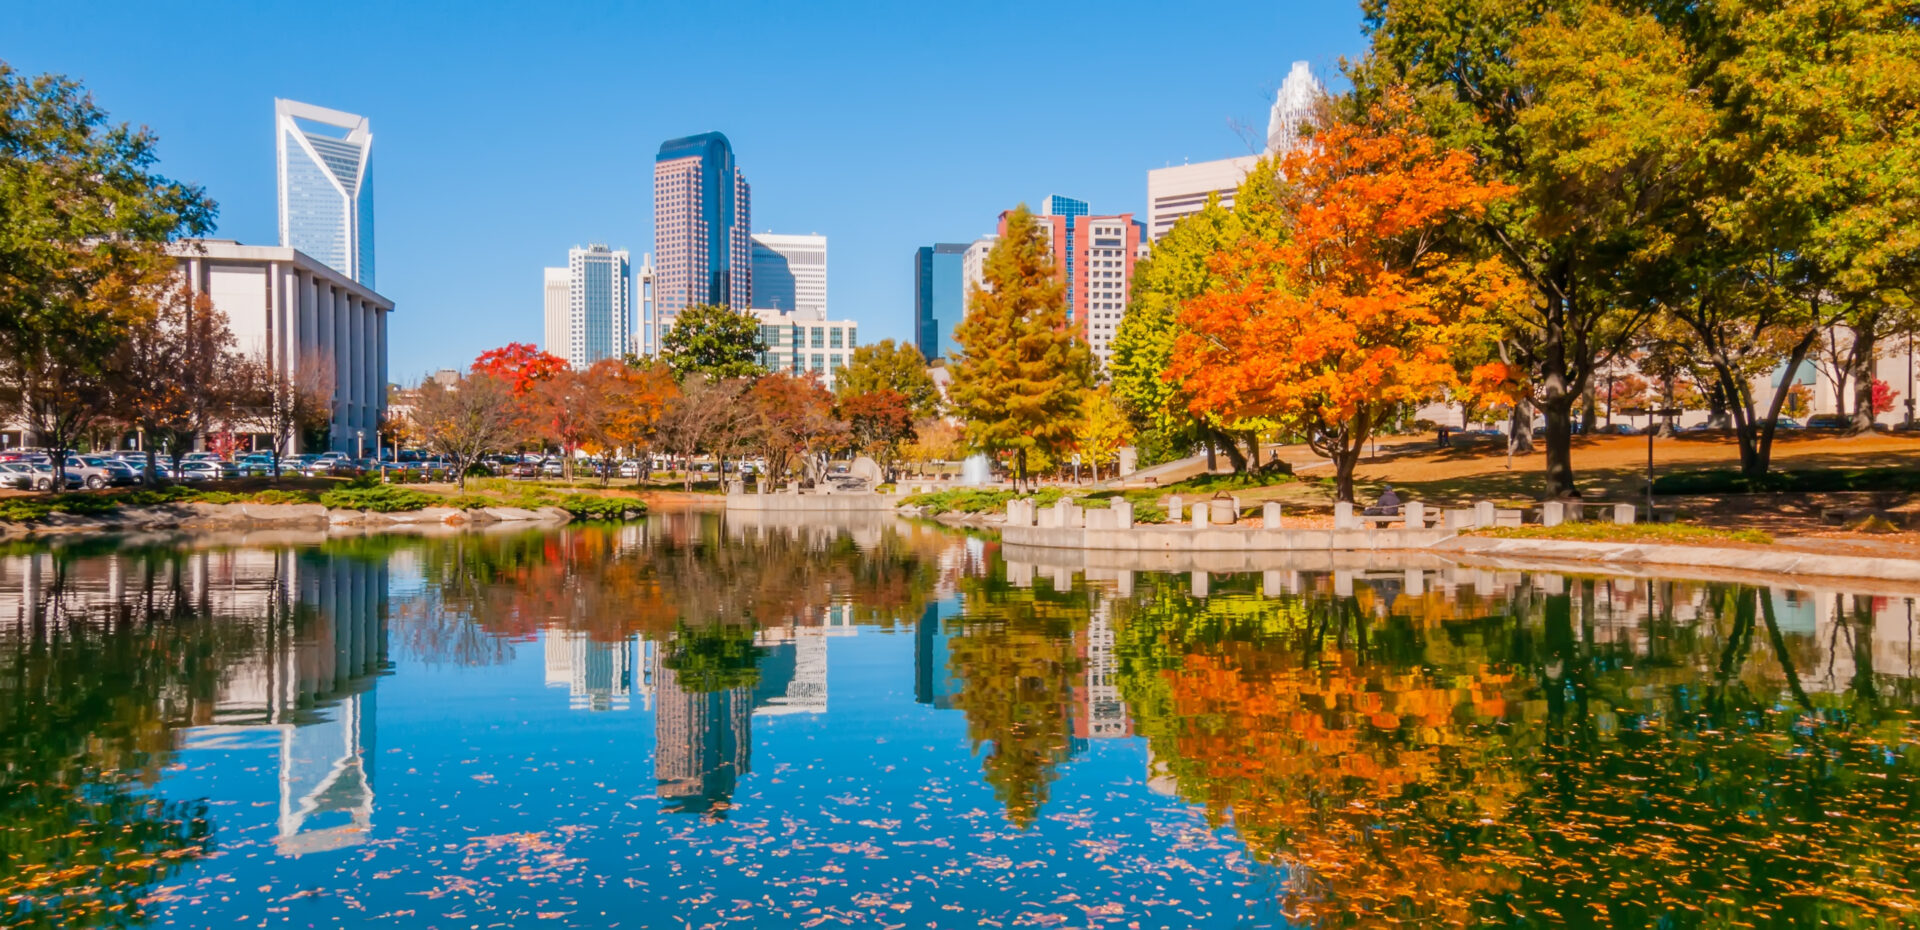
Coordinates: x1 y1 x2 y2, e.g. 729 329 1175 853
1508 399 1536 454
1847 325 1878 433
1580 378 1598 433
1332 442 1362 503
1541 395 1578 499
1538 302 1580 499
1244 432 1261 471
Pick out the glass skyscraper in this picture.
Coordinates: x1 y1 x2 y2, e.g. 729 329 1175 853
1039 194 1089 298
275 99 374 288
913 243 967 362
651 132 750 353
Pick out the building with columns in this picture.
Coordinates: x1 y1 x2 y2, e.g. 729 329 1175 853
173 239 393 454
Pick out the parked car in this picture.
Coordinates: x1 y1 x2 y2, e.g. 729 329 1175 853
1772 418 1804 430
0 462 49 490
510 461 542 479
181 452 224 465
541 459 565 477
80 456 142 486
1595 423 1640 436
1805 414 1848 430
61 456 119 490
306 458 365 478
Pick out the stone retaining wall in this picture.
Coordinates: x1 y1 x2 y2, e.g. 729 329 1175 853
725 492 904 513
1002 523 1455 552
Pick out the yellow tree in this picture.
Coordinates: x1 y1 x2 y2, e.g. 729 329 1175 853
1075 385 1133 481
1168 94 1521 502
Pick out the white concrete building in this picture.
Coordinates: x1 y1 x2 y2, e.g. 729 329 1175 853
174 239 391 454
1146 155 1258 241
751 306 859 389
541 267 568 361
542 244 632 369
959 234 997 317
749 233 827 319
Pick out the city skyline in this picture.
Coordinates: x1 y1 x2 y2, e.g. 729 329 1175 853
6 2 1364 377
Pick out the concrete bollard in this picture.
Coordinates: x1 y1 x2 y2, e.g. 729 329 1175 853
1334 501 1357 530
1474 500 1496 528
1543 500 1566 527
1166 496 1183 522
1404 501 1425 530
1113 498 1134 529
727 479 745 495
1334 570 1354 597
1209 498 1237 525
1262 500 1282 528
1263 569 1283 597
1116 569 1134 598
1049 566 1073 591
1191 571 1209 598
1405 568 1425 596
1613 503 1636 524
1543 573 1566 595
1567 501 1585 522
1192 502 1210 528
1007 561 1034 588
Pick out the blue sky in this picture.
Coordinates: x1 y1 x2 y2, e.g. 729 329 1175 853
7 1 1365 379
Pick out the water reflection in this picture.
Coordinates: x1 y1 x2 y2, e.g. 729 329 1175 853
0 542 389 923
0 521 1913 928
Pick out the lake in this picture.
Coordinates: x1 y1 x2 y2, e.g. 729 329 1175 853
1 512 1916 928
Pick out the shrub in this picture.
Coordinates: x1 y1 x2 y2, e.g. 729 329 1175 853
1468 522 1773 545
319 485 437 512
1653 467 1920 495
902 487 1067 515
554 495 645 521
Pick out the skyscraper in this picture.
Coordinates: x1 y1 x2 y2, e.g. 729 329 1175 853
650 132 750 353
275 99 374 288
750 233 826 319
995 206 1143 370
1038 195 1089 300
541 267 568 360
1266 61 1325 156
542 245 632 369
913 243 967 362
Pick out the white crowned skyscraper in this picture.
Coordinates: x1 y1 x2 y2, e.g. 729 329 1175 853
1265 62 1325 156
275 99 374 288
543 245 632 369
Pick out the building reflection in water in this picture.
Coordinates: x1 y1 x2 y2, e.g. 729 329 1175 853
0 547 391 857
173 551 390 857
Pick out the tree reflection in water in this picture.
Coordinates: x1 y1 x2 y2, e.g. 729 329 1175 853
1105 569 1920 927
0 542 389 927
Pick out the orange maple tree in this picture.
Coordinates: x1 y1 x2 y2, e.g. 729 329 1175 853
1168 93 1521 501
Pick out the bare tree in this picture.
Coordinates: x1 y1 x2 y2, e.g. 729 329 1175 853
115 282 241 483
412 372 517 490
656 376 747 491
229 352 335 480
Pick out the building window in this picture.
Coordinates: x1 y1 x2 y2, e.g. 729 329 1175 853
810 327 824 348
829 327 842 349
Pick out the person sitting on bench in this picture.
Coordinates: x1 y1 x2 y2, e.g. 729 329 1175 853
1363 484 1402 517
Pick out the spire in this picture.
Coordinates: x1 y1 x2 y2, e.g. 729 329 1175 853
1265 61 1325 156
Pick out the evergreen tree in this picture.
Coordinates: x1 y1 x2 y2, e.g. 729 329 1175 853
949 206 1093 490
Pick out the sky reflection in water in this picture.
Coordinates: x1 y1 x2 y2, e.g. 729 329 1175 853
0 512 1915 928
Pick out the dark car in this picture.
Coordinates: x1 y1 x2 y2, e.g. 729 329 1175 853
1804 414 1848 430
1596 423 1640 436
510 461 542 479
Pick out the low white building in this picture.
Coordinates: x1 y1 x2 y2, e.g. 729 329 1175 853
751 306 858 389
1146 156 1258 242
175 239 392 453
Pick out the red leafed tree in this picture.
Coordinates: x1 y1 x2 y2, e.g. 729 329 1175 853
841 389 916 479
1870 379 1900 417
1167 93 1522 501
473 343 568 395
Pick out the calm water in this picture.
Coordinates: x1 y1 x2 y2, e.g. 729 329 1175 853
2 513 1917 929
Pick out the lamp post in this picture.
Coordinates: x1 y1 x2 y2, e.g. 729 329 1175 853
1906 331 1915 428
1627 406 1682 519
356 429 365 460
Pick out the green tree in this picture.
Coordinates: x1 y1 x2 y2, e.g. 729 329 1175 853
660 303 767 380
1351 0 1688 498
949 206 1094 490
834 338 942 419
0 65 215 480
